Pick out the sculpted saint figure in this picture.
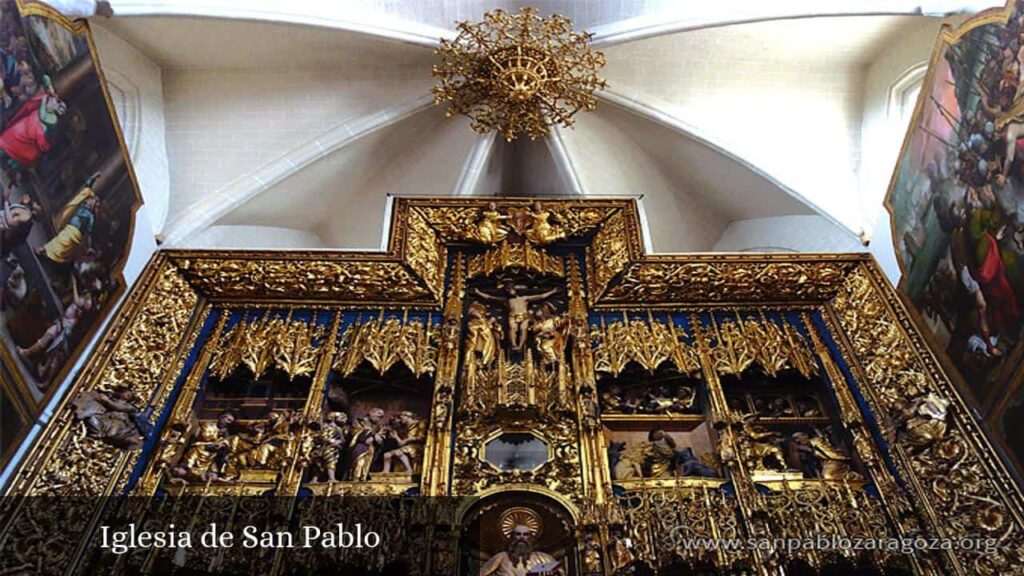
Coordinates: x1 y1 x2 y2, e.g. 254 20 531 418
608 531 636 573
608 441 644 480
466 302 500 370
173 411 235 482
480 524 562 576
312 412 349 482
809 433 862 482
231 410 297 471
382 411 427 473
347 407 385 481
789 431 862 482
580 533 602 575
474 286 559 351
740 414 787 471
647 428 678 478
531 304 568 367
71 388 146 449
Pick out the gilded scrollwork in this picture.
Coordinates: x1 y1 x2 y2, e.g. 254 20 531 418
173 257 433 303
585 207 633 301
405 207 446 299
758 482 898 571
830 264 1024 575
451 414 582 497
612 485 744 571
0 262 201 575
601 259 856 305
466 239 565 279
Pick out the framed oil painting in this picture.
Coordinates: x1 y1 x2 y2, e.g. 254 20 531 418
0 0 142 465
886 0 1024 477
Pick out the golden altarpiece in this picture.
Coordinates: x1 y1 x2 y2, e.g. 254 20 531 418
1 198 1022 576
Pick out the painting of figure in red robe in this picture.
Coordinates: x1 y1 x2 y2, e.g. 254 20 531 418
0 0 140 408
886 0 1024 477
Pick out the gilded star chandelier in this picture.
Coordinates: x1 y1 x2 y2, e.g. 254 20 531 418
432 7 607 141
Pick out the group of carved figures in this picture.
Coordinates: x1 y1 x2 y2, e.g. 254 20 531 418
608 428 720 481
307 407 427 483
471 201 567 246
469 286 564 359
600 383 696 415
731 415 862 482
605 419 868 483
463 285 573 409
726 393 823 419
158 406 427 484
580 529 636 576
167 410 300 483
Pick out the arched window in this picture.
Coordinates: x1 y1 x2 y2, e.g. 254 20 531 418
888 63 929 129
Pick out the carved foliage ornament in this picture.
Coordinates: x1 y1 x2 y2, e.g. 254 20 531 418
334 313 438 378
174 257 433 302
591 314 699 376
602 260 855 304
830 266 1024 575
209 311 326 381
708 314 818 379
0 264 200 575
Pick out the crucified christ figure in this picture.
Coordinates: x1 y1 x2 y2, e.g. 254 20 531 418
473 285 559 351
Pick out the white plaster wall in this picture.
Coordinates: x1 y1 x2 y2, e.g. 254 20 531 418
91 23 170 233
561 110 730 252
183 225 325 249
713 215 863 253
161 64 432 231
603 26 872 234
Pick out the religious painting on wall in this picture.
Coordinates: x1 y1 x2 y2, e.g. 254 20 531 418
885 0 1024 475
0 0 141 453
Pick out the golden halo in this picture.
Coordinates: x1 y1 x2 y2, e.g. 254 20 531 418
499 507 543 540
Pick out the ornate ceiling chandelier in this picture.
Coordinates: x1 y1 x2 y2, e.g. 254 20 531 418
432 7 607 141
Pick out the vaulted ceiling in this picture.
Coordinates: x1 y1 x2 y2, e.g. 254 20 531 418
95 0 968 252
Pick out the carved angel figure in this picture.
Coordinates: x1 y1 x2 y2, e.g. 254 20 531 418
473 202 510 244
524 201 566 245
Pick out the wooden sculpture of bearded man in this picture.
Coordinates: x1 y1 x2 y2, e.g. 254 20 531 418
480 521 562 576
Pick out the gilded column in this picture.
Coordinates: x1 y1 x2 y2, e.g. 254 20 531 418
134 309 228 496
568 259 607 502
422 256 463 496
691 313 731 429
694 312 778 576
277 311 340 496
